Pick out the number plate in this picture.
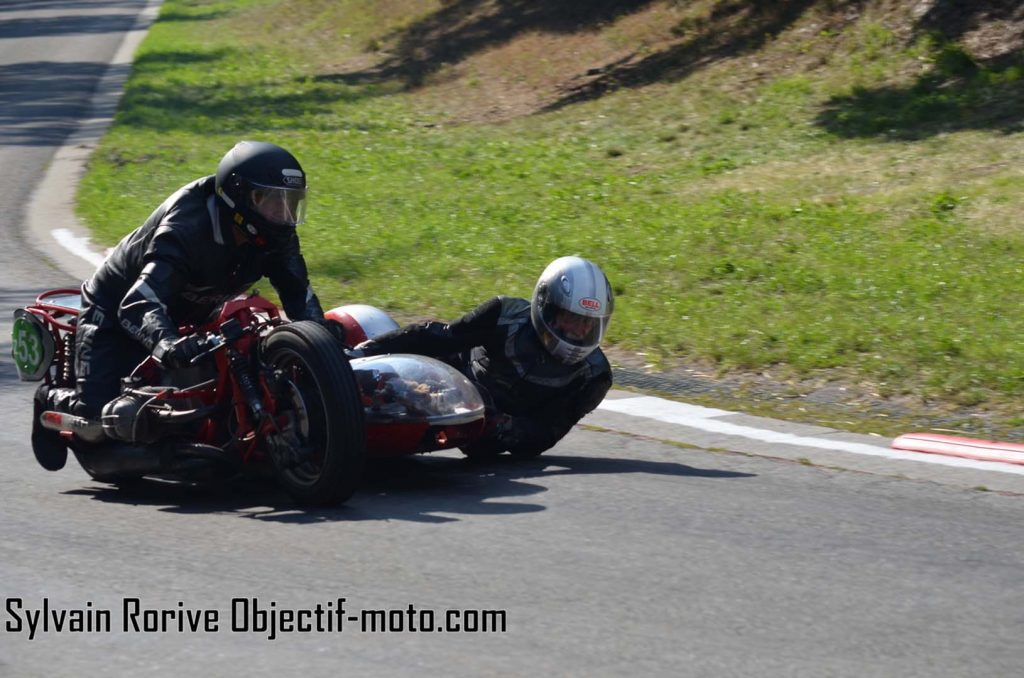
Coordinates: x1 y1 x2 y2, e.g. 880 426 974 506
11 311 55 381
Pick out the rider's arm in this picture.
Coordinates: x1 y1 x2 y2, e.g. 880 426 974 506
358 296 504 357
263 232 325 322
502 370 613 456
117 226 190 352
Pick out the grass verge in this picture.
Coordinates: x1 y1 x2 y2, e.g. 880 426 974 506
77 0 1024 432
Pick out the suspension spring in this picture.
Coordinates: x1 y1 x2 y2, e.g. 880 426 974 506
228 348 264 416
61 332 75 386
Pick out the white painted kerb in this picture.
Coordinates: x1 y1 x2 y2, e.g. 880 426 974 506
599 396 1024 476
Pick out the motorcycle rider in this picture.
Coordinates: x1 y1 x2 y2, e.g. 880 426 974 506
32 140 333 470
354 256 614 458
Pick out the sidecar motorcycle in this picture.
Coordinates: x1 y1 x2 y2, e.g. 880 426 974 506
13 290 485 505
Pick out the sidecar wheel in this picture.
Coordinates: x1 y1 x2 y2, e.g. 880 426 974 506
263 321 366 505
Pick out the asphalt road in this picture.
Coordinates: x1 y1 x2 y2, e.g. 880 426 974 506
1 3 1023 677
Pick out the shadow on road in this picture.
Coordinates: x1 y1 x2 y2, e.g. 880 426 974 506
62 459 546 524
63 452 755 524
0 61 128 146
0 12 138 40
0 1 142 12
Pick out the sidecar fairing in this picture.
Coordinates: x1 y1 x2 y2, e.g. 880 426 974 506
350 354 485 457
324 304 399 348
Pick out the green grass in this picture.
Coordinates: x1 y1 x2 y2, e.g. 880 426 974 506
77 0 1024 413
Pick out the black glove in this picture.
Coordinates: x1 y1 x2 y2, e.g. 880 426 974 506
353 340 377 356
154 335 206 369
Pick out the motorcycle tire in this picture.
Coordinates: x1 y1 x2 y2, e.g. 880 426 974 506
263 321 366 505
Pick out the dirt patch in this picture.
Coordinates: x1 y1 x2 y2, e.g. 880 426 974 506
319 1 1024 125
916 0 1024 63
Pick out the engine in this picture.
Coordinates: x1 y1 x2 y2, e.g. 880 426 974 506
100 386 166 444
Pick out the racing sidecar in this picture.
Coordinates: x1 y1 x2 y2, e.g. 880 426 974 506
351 353 486 457
324 304 487 457
14 292 486 470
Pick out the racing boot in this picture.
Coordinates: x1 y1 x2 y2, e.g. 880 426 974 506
31 384 73 471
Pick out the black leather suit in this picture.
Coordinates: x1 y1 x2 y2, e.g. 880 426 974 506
73 175 324 417
357 296 612 456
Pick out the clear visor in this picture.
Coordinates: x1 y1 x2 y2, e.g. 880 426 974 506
542 305 606 347
249 183 307 227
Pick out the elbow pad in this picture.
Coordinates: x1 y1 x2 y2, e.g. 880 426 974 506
118 260 183 350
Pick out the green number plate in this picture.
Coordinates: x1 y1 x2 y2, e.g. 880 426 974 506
11 313 53 381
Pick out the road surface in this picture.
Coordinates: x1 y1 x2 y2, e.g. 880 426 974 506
1 3 1022 676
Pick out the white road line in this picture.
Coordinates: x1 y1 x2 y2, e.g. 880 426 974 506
598 396 1024 476
37 0 163 272
51 228 106 268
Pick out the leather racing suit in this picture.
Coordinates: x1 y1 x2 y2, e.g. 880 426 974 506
72 175 325 418
357 296 612 456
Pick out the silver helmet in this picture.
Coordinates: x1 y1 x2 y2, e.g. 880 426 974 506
531 256 614 364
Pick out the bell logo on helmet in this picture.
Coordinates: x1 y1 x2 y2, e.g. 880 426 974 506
580 298 601 311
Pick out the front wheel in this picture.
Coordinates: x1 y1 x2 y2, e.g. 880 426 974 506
262 321 366 505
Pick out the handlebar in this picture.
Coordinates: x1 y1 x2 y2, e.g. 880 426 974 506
189 334 226 365
184 317 251 366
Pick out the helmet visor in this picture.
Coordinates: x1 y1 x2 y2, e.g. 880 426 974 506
542 305 605 347
250 183 307 227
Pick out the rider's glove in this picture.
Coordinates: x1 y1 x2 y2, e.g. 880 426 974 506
154 335 206 369
353 340 377 357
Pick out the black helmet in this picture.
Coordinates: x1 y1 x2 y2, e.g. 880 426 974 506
215 141 307 241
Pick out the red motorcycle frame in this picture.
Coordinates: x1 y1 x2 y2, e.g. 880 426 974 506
17 289 366 505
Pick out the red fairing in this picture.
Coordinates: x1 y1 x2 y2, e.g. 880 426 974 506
324 304 400 348
366 419 485 457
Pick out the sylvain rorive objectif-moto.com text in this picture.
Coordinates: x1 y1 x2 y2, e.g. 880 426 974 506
3 597 507 640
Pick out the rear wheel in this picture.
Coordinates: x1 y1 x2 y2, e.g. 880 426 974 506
263 321 366 505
